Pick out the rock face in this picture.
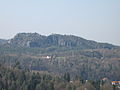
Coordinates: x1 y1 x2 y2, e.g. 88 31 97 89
7 33 118 49
10 33 46 47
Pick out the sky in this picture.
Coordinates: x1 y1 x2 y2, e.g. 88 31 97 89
0 0 120 45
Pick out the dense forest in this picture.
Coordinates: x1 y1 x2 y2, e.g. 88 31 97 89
0 46 120 81
0 63 118 90
0 33 120 90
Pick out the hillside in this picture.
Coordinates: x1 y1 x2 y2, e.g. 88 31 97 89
7 33 118 49
0 33 120 81
0 48 120 81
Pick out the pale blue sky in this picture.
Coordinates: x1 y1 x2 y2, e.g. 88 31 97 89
0 0 120 45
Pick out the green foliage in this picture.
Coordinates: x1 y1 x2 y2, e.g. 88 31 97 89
0 64 116 90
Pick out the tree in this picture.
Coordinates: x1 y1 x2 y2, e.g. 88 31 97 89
47 82 54 90
63 72 70 82
100 83 113 90
36 82 46 90
66 83 75 90
84 81 96 90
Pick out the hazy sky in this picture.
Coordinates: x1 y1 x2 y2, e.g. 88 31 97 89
0 0 120 45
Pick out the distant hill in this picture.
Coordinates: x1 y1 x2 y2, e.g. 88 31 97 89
0 39 7 45
7 33 118 49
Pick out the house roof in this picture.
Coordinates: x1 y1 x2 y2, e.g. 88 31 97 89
112 81 120 84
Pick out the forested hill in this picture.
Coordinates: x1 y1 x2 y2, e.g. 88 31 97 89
0 39 7 45
4 33 118 49
0 33 120 81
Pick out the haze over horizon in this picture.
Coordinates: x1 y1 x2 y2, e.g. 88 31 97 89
0 0 120 45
